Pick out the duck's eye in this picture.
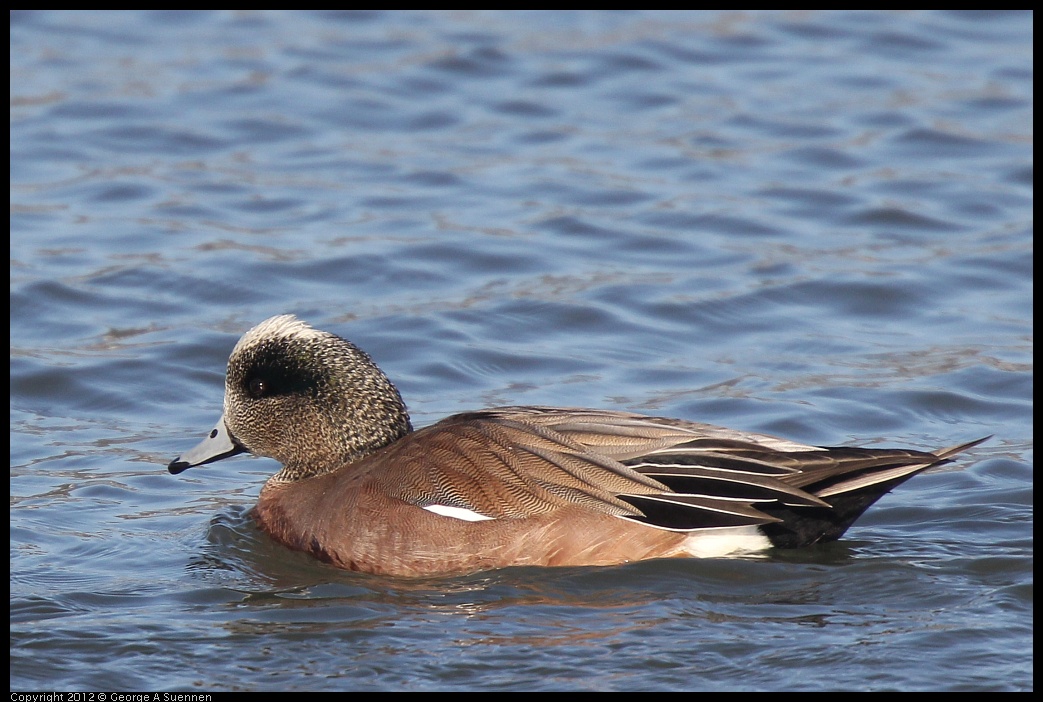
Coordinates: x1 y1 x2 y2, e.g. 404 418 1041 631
248 377 269 399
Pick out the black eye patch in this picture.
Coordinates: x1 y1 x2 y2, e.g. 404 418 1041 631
239 343 325 400
242 363 321 399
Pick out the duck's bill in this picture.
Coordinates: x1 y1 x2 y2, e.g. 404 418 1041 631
168 416 247 474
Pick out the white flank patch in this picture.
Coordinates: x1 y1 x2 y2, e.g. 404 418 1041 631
422 504 496 522
679 526 772 558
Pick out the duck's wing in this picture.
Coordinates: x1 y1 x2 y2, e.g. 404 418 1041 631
374 406 987 537
373 407 681 522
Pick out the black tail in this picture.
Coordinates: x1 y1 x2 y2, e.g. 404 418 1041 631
760 436 990 548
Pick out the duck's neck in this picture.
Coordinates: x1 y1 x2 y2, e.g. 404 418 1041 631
271 405 413 484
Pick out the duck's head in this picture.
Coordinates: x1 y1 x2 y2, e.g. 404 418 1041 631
168 315 412 480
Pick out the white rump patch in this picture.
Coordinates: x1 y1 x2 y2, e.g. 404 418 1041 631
679 526 772 558
422 504 496 522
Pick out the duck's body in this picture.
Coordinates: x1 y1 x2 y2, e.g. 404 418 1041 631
168 315 986 577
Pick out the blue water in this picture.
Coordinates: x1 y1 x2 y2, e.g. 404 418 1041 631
10 10 1032 691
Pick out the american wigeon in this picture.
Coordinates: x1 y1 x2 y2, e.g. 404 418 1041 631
168 314 987 577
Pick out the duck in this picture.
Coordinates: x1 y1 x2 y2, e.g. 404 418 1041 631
168 314 987 577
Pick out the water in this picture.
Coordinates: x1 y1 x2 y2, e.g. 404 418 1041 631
10 10 1032 691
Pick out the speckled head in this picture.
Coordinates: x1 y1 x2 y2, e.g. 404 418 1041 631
169 314 412 480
